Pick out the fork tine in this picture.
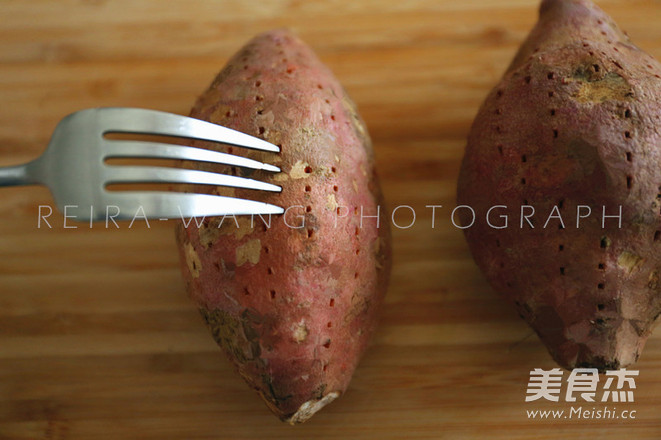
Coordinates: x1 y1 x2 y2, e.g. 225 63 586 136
105 166 281 192
97 108 280 153
103 192 284 220
104 141 281 173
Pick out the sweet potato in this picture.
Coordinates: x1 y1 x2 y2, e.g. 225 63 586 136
175 30 391 423
457 0 661 370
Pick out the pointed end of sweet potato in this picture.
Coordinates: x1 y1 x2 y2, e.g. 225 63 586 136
264 392 340 425
507 0 628 74
540 318 647 372
284 392 340 425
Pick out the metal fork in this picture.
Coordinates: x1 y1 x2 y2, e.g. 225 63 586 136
0 107 284 221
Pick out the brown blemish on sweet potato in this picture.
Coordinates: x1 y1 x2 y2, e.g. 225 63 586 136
201 308 245 361
217 216 254 240
210 104 233 121
199 223 220 249
325 194 339 212
373 237 386 270
200 308 264 364
272 172 289 182
648 271 659 289
214 186 236 198
292 322 309 343
617 251 644 275
289 160 311 179
341 94 369 146
184 243 202 278
572 71 632 103
236 239 261 266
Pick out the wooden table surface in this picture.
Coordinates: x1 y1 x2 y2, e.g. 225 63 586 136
2 1 661 439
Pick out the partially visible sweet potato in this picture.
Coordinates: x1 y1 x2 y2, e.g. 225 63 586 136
457 0 661 369
175 30 391 423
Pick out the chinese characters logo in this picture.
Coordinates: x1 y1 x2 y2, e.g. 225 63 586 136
525 368 638 403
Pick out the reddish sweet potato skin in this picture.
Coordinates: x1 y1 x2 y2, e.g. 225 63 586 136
175 30 391 423
457 0 661 370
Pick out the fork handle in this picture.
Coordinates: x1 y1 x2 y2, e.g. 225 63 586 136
0 164 37 187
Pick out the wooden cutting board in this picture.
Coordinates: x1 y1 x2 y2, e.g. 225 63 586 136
2 1 661 438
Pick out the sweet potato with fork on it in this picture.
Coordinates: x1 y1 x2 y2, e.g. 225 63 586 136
175 29 391 423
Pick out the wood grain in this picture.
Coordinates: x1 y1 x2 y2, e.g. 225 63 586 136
1 0 661 438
